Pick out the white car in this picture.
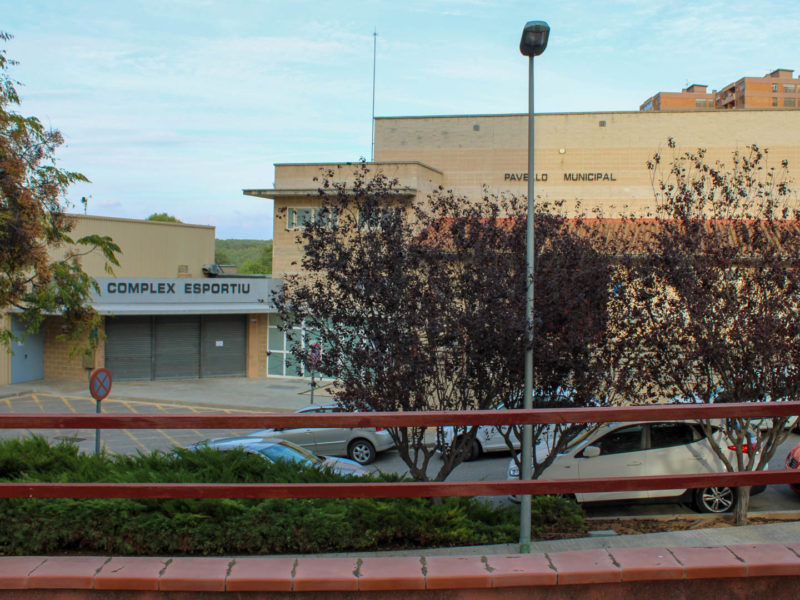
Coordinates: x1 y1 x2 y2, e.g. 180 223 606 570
507 420 765 513
439 422 519 461
246 404 395 465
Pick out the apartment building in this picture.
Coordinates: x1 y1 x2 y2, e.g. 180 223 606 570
641 69 800 111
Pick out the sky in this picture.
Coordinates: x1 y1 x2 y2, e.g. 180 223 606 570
3 0 800 240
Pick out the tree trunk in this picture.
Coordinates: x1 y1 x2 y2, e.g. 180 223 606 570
733 485 751 526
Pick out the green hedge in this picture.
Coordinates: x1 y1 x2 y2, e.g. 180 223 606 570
0 437 586 555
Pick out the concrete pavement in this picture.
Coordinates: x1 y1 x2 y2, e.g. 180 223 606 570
0 376 328 412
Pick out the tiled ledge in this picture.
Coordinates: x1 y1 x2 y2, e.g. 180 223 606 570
0 544 799 594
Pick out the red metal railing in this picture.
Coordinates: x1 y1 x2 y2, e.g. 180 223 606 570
1 402 800 499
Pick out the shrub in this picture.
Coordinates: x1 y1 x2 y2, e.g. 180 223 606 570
0 436 585 555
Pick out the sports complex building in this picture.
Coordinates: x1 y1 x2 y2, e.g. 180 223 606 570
2 73 799 385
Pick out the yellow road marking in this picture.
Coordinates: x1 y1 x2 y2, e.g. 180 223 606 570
32 394 44 413
156 429 181 447
61 396 78 414
122 429 148 452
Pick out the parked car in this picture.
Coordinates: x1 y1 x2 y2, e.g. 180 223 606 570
187 436 369 477
439 420 519 461
507 420 765 513
785 441 800 495
245 404 395 465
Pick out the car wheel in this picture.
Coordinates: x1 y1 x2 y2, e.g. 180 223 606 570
693 486 736 513
460 439 481 462
348 439 376 465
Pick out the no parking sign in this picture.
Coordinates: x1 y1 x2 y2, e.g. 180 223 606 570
89 368 112 401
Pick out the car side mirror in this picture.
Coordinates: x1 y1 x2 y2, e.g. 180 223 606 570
582 445 601 458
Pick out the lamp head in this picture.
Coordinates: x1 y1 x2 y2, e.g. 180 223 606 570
520 21 550 57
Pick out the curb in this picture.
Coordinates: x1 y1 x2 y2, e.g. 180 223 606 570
2 543 799 594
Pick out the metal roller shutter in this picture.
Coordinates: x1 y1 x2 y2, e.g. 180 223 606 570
105 317 153 381
154 316 201 379
201 315 246 377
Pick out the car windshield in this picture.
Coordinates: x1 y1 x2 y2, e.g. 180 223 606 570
258 441 322 467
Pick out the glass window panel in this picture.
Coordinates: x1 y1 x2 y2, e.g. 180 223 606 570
295 209 312 228
267 353 285 376
784 84 796 93
268 313 283 327
594 424 644 455
785 98 796 107
268 329 285 351
650 423 695 449
286 354 303 377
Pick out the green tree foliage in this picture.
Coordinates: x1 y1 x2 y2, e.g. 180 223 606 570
146 212 182 223
215 239 272 274
0 33 119 351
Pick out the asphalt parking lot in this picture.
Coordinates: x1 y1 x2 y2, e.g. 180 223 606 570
0 392 267 455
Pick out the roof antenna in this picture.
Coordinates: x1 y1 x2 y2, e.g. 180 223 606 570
371 28 377 162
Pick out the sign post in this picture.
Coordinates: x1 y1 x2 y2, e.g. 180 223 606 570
309 343 321 405
89 368 112 455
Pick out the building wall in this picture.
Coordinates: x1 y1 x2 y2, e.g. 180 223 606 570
372 110 800 215
56 214 216 279
42 317 96 381
269 162 442 275
265 109 800 279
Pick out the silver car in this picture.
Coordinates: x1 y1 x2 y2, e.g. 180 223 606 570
189 436 369 477
246 404 395 465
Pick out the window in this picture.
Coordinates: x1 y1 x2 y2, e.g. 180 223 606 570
358 207 401 230
695 99 707 107
592 424 644 455
649 423 699 449
773 97 779 107
785 98 796 108
286 207 338 230
772 83 778 92
784 84 796 93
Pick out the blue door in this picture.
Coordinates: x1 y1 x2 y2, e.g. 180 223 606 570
10 316 44 383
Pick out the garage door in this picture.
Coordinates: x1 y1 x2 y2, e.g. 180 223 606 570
105 317 153 380
201 315 246 377
104 315 246 380
155 316 200 379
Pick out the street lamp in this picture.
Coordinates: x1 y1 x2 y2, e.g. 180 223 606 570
519 19 549 554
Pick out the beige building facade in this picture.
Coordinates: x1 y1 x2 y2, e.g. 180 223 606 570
248 109 800 278
245 109 800 378
1 215 279 385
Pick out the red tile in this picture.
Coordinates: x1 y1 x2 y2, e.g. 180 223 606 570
0 557 48 589
27 556 109 589
293 558 358 592
669 546 747 579
609 547 684 581
226 557 295 592
726 544 800 577
424 556 492 589
358 556 426 591
94 557 167 591
158 557 231 592
548 549 621 585
486 553 557 587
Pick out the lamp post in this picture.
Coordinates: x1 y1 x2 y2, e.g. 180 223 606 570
519 19 550 554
